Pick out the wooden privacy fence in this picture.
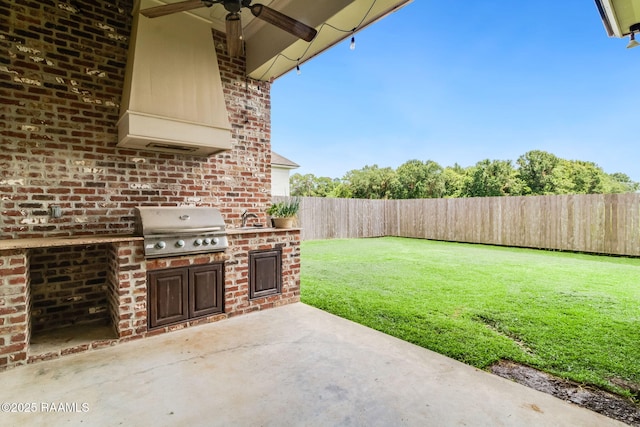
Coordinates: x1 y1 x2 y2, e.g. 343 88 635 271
273 194 640 256
273 196 387 240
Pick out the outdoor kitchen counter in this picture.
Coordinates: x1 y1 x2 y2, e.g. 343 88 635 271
227 227 301 235
0 235 143 251
0 229 301 250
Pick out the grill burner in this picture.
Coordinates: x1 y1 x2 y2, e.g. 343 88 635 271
135 207 229 258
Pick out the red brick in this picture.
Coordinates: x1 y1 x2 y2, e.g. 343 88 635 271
90 340 116 350
145 328 165 338
9 352 27 362
8 278 27 286
27 352 59 363
0 343 26 355
61 344 90 355
0 267 27 276
168 259 190 268
10 333 26 344
9 296 26 305
0 307 18 316
9 314 27 324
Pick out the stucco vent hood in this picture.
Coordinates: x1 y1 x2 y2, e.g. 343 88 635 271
117 0 232 156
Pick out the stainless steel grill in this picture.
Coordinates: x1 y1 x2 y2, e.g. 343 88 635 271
135 206 229 258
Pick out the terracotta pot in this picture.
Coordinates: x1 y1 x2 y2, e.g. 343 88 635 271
272 217 294 229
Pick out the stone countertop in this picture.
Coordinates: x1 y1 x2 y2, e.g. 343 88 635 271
0 235 143 251
227 227 301 235
0 228 302 251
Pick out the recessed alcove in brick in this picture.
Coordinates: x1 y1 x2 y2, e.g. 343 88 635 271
28 244 118 351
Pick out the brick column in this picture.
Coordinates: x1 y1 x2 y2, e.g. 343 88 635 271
225 229 301 315
114 241 147 340
0 250 30 369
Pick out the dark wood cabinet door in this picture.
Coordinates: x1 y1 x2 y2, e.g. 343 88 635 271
148 267 189 328
249 248 282 299
189 263 224 318
148 263 225 329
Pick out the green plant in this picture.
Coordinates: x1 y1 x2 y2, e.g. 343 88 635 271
266 197 300 218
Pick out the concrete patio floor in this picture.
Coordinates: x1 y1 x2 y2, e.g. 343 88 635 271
0 303 625 427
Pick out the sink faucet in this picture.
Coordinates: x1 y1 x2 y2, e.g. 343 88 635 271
241 210 258 227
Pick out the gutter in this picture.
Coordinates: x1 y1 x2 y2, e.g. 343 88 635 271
594 0 616 36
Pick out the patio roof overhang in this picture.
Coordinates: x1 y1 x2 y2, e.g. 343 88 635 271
139 0 413 81
594 0 640 37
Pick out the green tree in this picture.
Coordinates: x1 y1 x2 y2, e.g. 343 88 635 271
570 160 606 193
463 159 523 197
327 182 353 198
314 176 340 197
550 160 640 195
295 151 639 200
290 173 339 197
516 150 560 195
392 159 445 199
442 163 469 198
551 160 607 194
607 172 639 193
290 173 316 196
342 165 397 199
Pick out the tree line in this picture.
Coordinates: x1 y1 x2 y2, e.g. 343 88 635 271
290 150 639 199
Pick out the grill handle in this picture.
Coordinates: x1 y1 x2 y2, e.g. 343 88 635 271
146 226 225 234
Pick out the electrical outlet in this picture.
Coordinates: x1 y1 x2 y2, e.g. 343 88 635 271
50 205 62 218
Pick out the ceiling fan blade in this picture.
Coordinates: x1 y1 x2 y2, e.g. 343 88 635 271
225 13 243 58
249 4 317 42
140 0 207 18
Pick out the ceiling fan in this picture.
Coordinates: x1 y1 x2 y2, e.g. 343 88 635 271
140 0 318 57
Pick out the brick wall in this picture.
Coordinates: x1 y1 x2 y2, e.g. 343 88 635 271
0 1 299 371
1 0 273 238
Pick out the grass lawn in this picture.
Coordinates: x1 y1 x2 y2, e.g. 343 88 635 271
300 237 640 398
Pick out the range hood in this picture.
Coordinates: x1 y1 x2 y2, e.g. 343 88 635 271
118 0 232 156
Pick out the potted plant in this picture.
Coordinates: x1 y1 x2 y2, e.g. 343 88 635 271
266 197 300 228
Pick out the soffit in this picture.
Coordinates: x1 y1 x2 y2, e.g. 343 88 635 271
596 0 640 36
138 0 412 81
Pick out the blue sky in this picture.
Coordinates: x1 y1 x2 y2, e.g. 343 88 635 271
271 1 639 181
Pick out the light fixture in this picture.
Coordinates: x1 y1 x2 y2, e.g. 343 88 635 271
349 27 357 51
628 23 640 49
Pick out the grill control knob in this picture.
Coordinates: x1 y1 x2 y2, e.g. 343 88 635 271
194 238 203 246
155 241 166 249
212 238 219 245
203 238 212 245
176 240 185 248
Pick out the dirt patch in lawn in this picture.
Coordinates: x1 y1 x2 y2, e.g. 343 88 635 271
490 360 640 426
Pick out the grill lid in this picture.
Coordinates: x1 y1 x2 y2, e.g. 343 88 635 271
135 206 226 236
135 206 229 258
